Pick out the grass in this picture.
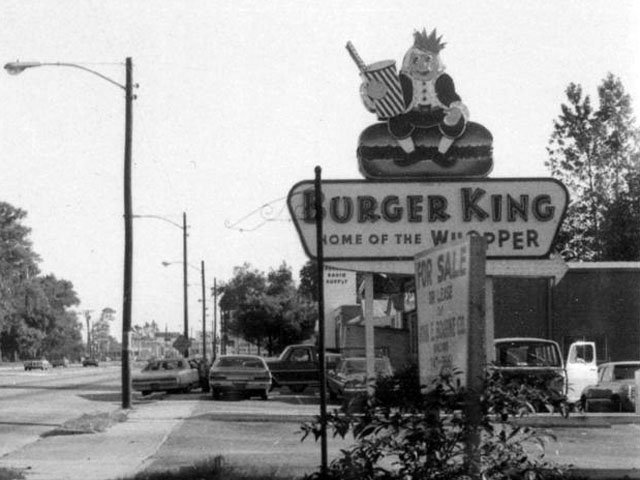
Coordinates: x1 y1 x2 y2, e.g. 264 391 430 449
123 456 295 480
0 467 25 480
42 410 128 437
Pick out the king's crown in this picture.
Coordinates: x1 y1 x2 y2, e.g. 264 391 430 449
413 28 446 54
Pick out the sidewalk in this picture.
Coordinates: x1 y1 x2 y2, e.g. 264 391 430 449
0 400 196 480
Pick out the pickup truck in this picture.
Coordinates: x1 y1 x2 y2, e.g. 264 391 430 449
492 338 598 413
266 344 341 393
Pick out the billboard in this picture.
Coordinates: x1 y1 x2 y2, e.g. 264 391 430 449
288 178 567 262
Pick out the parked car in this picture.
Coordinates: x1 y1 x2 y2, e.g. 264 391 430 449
209 355 272 400
132 358 201 395
51 357 70 368
326 356 394 403
266 344 342 393
580 361 640 412
23 359 51 371
492 337 569 415
82 358 99 367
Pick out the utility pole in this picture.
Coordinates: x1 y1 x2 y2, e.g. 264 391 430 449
201 260 206 362
182 212 189 357
82 310 93 357
212 278 217 362
121 56 134 409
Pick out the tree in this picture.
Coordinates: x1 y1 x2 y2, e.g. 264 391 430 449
298 260 318 301
0 203 41 329
218 263 266 312
546 73 640 260
220 262 316 355
0 202 85 361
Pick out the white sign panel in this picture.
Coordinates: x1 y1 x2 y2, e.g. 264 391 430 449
288 179 568 261
414 237 486 388
323 266 356 349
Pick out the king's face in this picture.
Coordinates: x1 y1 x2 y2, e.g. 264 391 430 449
403 47 441 81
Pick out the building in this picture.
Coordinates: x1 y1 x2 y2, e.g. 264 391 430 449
401 262 640 364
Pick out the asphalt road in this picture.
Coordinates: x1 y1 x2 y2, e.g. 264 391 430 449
0 363 122 457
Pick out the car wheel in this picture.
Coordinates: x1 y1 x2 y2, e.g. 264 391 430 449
261 389 269 401
211 388 221 400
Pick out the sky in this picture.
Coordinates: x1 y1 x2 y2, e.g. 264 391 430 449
1 0 639 341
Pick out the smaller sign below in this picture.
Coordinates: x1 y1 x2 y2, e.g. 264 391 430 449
323 266 357 349
172 335 191 353
414 236 486 389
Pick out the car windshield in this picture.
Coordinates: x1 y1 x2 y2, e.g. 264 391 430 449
215 357 264 369
495 341 561 367
341 359 390 375
143 360 185 371
613 364 640 380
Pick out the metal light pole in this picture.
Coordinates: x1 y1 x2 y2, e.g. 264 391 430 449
134 212 189 356
4 58 135 409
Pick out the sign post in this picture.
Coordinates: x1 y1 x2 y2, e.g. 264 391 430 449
414 236 486 476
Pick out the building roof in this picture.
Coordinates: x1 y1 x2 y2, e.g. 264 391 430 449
567 262 640 271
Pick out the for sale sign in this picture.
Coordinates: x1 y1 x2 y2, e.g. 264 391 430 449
288 178 567 261
414 236 486 388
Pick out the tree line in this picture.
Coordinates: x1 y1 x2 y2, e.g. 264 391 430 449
0 203 85 361
547 73 640 260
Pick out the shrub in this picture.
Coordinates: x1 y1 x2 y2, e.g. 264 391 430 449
301 365 569 480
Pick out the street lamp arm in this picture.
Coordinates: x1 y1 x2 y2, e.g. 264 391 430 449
4 61 126 90
133 214 184 231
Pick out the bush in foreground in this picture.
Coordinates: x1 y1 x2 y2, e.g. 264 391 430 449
301 365 574 480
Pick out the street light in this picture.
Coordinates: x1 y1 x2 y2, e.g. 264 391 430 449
134 212 189 351
5 58 135 410
162 259 206 361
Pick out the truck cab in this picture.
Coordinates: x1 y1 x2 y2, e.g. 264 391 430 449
565 341 598 404
267 345 341 393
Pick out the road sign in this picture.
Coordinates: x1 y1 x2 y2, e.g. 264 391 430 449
172 335 190 353
288 178 568 262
